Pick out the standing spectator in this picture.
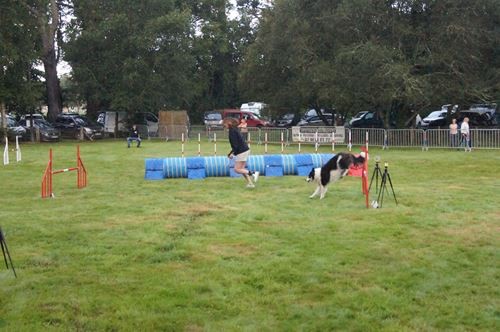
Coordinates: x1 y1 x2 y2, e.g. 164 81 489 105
127 124 141 148
238 117 248 141
223 118 259 188
449 118 459 147
460 117 471 152
415 113 422 128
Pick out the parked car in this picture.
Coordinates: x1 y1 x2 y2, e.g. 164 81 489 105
275 113 300 127
348 111 384 128
299 109 334 125
419 110 447 128
297 114 334 126
1 115 26 140
20 113 45 124
131 112 159 136
203 111 223 129
53 114 104 140
457 104 497 128
20 119 60 142
419 104 459 129
240 102 268 117
222 110 272 127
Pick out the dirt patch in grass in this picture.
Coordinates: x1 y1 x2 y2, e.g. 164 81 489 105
441 219 499 244
207 242 258 258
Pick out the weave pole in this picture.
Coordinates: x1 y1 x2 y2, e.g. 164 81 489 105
181 133 185 157
314 131 318 153
3 137 8 165
3 136 22 165
15 136 21 162
41 146 87 199
281 132 284 154
264 132 268 154
361 146 369 208
348 129 352 151
214 133 217 155
198 133 201 156
365 130 369 152
331 130 335 152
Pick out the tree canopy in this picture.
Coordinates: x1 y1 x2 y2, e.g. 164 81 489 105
239 0 500 124
1 0 498 126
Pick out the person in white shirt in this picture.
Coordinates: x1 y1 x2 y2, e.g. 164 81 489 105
460 117 471 151
415 113 422 128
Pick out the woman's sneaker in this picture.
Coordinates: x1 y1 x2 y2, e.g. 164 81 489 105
252 171 260 183
246 183 255 188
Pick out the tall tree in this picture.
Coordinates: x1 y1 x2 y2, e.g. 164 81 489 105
239 0 500 125
20 0 65 122
0 0 43 131
65 0 196 119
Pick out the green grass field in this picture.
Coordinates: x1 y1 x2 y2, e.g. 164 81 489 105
0 140 499 331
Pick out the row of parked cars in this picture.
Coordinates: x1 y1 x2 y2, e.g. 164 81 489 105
1 113 104 142
204 109 361 128
204 103 499 129
418 103 498 129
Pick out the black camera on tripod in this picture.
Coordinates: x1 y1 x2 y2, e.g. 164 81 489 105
369 157 398 208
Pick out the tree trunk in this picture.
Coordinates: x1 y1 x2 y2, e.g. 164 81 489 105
38 0 62 123
43 52 62 123
85 98 101 120
1 102 6 130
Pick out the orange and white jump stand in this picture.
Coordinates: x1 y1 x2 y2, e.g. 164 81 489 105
41 146 87 198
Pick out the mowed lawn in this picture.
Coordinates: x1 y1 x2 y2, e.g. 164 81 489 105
0 139 498 331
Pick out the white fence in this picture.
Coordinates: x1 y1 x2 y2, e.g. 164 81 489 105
141 125 500 150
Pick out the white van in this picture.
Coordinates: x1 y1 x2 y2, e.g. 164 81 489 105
240 102 268 117
97 111 158 135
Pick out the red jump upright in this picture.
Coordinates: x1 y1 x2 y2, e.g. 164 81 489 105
41 146 87 198
347 146 370 208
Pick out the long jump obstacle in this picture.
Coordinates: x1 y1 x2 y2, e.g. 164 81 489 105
41 146 87 198
145 151 370 208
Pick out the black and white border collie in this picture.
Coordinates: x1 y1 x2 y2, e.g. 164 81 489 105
306 152 366 199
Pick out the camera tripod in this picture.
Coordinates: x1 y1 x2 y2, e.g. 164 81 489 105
374 163 398 208
0 227 17 278
369 160 384 194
